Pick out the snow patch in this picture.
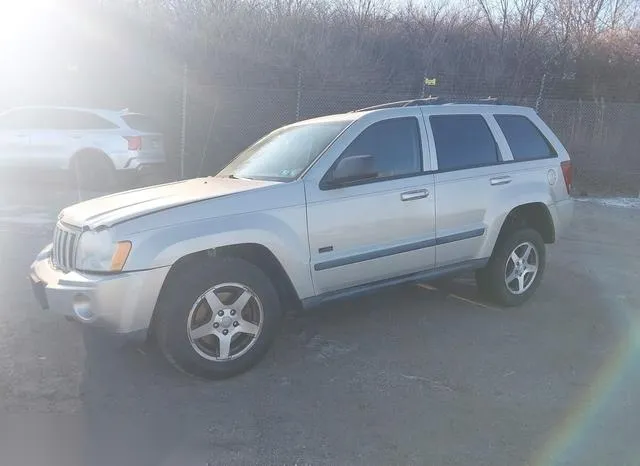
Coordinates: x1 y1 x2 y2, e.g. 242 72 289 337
575 197 640 209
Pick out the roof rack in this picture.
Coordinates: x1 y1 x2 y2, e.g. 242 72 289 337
353 96 507 112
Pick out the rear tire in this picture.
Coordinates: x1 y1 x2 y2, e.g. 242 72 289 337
476 228 546 306
70 153 116 192
155 257 282 379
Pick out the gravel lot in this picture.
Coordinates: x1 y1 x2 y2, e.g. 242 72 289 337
1 181 639 466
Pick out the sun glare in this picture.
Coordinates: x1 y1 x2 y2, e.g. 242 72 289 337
0 0 56 35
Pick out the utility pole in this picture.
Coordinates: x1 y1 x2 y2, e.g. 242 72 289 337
180 63 188 180
535 73 547 112
295 68 303 121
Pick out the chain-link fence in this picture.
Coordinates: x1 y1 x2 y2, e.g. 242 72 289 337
180 77 640 196
1 65 638 196
537 99 640 195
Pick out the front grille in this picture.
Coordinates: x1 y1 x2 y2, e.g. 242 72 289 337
52 224 79 271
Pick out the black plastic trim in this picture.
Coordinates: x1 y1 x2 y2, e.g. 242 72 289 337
313 228 485 271
435 228 486 245
314 238 437 271
303 258 489 309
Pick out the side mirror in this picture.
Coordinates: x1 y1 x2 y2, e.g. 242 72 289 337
324 154 377 188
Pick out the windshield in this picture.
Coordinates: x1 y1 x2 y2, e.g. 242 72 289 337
218 121 349 182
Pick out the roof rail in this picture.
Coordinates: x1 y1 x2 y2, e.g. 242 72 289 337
353 96 508 112
449 96 502 105
354 96 444 112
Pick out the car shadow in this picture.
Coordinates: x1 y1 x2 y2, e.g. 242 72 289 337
76 261 625 466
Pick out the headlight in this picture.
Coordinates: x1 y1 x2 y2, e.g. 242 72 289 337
75 229 132 272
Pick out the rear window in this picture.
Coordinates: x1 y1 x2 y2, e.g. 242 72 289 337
494 115 557 161
122 114 158 132
430 114 500 171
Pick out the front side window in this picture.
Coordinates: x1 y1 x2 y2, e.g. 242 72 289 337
219 121 349 182
0 109 42 130
430 114 499 171
329 117 422 181
0 109 118 131
494 115 557 161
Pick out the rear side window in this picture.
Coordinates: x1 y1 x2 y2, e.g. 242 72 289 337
430 115 499 171
56 110 118 130
494 115 556 160
337 117 422 179
122 114 158 132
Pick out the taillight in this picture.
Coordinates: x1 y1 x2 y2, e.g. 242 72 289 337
561 160 573 193
124 136 142 151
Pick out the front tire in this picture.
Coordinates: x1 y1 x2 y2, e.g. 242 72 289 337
476 228 546 306
155 257 282 379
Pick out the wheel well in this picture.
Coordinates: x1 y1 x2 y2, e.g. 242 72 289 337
214 244 301 312
149 244 301 338
498 203 555 244
70 148 113 169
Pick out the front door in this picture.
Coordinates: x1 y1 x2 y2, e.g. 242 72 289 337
305 114 436 295
28 109 81 170
0 109 33 169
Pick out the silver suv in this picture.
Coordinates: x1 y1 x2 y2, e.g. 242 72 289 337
0 106 165 189
30 100 574 378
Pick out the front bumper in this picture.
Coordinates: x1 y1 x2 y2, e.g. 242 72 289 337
29 245 170 339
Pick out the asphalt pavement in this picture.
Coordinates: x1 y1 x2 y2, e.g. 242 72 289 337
1 186 639 466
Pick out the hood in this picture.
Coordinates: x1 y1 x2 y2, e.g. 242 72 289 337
60 177 279 229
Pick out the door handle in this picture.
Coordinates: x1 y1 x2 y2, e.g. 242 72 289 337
490 176 512 186
401 189 429 201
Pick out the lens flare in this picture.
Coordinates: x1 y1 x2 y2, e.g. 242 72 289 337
531 299 640 465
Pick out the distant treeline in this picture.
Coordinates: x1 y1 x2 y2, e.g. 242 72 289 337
98 0 640 100
2 0 639 104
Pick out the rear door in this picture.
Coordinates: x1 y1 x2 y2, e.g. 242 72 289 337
29 109 120 169
425 110 514 267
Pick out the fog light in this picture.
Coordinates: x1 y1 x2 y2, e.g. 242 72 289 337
73 294 94 321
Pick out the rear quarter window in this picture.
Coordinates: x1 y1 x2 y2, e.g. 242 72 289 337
122 114 159 132
494 115 557 161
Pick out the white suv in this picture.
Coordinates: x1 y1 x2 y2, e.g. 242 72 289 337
0 106 165 189
30 100 574 379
